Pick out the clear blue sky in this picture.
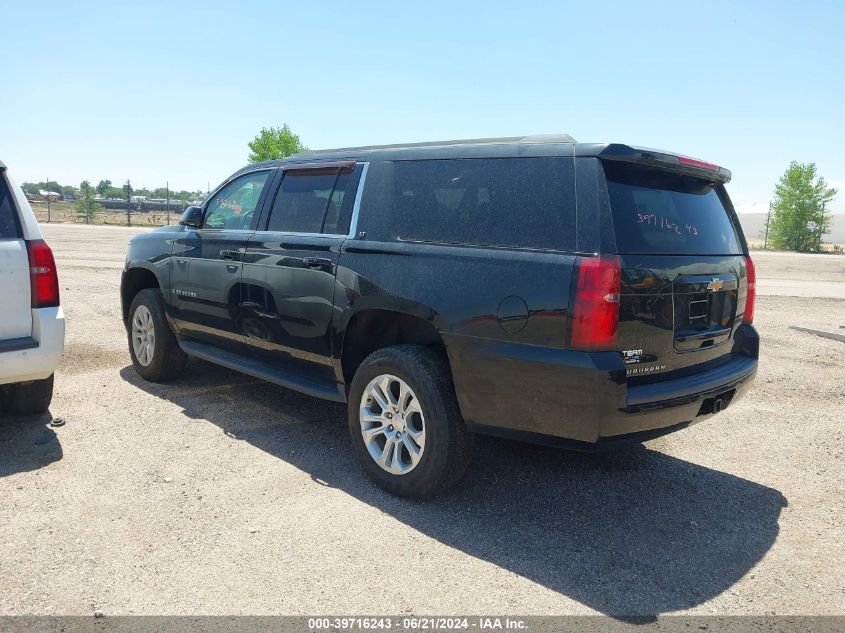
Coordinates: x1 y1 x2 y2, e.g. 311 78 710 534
1 0 843 213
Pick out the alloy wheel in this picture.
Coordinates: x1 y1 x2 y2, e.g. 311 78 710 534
359 374 426 475
131 305 156 367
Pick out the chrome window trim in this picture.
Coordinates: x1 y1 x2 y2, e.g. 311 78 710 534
346 162 369 239
250 231 345 239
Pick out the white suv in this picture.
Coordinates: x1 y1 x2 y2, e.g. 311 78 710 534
0 160 65 414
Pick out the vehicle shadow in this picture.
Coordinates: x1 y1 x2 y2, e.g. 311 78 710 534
0 410 63 477
120 360 787 617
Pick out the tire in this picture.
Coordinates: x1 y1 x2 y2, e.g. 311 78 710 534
4 374 54 415
127 288 187 382
347 345 474 498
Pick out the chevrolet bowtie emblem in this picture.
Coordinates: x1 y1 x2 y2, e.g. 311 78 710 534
706 278 724 292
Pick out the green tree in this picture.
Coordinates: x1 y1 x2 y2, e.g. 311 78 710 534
247 124 307 162
43 180 62 194
21 181 63 196
769 162 837 252
103 186 125 199
96 179 112 196
75 181 102 223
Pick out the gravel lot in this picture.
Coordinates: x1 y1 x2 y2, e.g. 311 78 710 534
1 224 843 616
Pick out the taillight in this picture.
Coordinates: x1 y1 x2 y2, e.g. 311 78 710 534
571 256 621 351
743 255 756 324
26 240 60 308
678 155 721 172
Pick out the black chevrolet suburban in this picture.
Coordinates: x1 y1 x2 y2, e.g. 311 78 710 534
121 134 758 497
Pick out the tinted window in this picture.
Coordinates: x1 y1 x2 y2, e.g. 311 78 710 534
322 171 353 234
604 162 742 255
0 177 21 238
203 170 270 230
391 158 575 250
267 169 357 234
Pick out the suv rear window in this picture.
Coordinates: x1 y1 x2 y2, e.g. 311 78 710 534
0 177 21 239
604 162 742 255
391 158 576 251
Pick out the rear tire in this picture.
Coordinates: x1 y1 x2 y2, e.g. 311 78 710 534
128 288 187 382
348 345 474 498
4 374 54 415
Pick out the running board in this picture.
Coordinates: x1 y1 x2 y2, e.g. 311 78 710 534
177 338 346 402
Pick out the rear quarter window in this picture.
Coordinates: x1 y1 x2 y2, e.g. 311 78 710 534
384 157 576 251
0 177 21 238
604 162 742 255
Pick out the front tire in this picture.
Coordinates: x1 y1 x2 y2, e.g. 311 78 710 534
348 345 474 498
128 288 187 382
4 374 54 415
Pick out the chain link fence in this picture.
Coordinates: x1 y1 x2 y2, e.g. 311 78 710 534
29 198 193 227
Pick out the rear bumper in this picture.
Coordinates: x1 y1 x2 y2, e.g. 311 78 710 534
0 306 65 385
445 326 759 447
597 355 757 442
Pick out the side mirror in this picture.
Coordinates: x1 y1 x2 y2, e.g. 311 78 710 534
179 206 204 228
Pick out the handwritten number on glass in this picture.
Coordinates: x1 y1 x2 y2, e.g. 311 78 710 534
637 213 698 237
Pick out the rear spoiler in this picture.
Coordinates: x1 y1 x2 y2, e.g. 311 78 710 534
575 143 731 183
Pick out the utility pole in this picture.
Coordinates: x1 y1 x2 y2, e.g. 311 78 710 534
46 176 51 223
764 201 772 249
166 181 170 225
124 179 132 227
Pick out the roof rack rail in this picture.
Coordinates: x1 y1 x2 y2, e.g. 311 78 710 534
295 133 577 156
519 133 577 143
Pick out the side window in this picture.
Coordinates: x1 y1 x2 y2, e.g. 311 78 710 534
266 167 358 234
0 177 21 239
323 169 365 235
391 158 576 250
203 170 270 230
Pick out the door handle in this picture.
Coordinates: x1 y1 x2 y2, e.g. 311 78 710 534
221 250 241 262
303 257 333 269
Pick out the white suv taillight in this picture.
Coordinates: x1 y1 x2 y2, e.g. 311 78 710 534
26 239 60 308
